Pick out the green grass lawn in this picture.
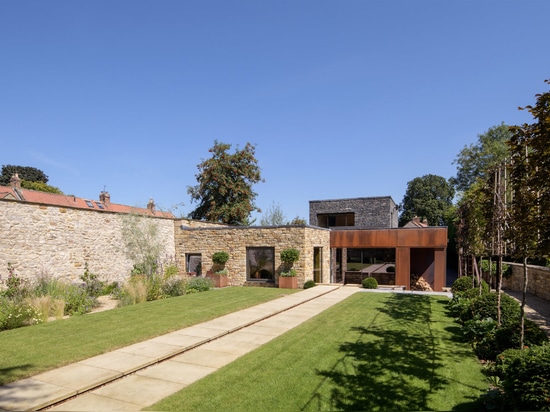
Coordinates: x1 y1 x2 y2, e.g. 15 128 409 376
148 292 488 411
0 287 296 385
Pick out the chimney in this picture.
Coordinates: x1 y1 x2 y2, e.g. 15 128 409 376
412 216 420 225
99 191 111 205
10 173 21 189
147 198 155 213
422 218 428 226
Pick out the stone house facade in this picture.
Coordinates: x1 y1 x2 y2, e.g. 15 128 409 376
0 177 447 290
175 223 331 287
0 176 330 287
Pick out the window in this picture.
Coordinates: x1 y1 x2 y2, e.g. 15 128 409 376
246 247 274 280
346 248 395 270
186 254 202 276
85 200 94 208
317 213 355 228
95 201 105 209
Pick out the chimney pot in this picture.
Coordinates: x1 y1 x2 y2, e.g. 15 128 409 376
99 191 110 205
147 198 155 213
10 173 21 189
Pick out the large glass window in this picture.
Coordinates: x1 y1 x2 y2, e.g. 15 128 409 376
247 247 274 280
346 248 395 271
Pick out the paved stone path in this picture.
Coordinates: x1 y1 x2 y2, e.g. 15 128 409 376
0 285 358 411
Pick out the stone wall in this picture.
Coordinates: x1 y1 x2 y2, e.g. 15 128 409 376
0 199 175 284
175 223 331 287
309 196 398 228
501 262 550 301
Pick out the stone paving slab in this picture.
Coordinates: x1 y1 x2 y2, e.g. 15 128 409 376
89 375 184 408
0 285 346 411
170 347 242 368
0 378 77 411
79 351 157 373
135 360 216 385
49 393 140 412
32 363 122 392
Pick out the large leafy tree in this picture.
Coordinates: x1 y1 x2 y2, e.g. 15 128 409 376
0 164 62 194
452 123 512 193
187 141 263 225
399 174 455 226
0 165 49 186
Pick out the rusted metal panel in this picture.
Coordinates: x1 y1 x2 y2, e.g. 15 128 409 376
330 227 447 248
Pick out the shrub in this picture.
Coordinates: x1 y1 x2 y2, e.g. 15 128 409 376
163 264 179 279
496 346 550 411
0 296 43 331
280 248 300 265
494 319 548 353
63 283 97 315
458 292 520 325
2 264 31 301
386 265 395 273
80 264 105 298
212 251 230 265
303 280 316 289
362 277 378 289
280 269 297 277
451 276 488 296
186 277 213 293
162 277 187 297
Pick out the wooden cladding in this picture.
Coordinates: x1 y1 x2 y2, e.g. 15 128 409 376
330 227 448 248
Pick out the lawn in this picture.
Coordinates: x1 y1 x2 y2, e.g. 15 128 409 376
148 292 488 411
0 287 296 385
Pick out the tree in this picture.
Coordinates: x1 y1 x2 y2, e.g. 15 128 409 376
0 165 49 186
0 164 63 194
452 123 512 193
260 202 287 226
508 79 550 348
121 212 163 276
187 141 263 225
21 180 63 194
398 174 455 226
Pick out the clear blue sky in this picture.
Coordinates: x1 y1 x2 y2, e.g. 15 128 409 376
1 1 548 222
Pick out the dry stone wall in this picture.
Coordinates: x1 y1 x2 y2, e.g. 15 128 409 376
502 262 550 301
0 199 175 285
175 222 331 287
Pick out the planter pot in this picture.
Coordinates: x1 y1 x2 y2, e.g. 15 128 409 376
206 271 228 288
279 276 298 289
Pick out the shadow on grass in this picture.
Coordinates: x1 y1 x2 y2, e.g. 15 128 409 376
0 364 33 386
304 294 451 411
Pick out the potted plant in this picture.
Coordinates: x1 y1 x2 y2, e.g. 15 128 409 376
208 251 229 287
279 248 300 289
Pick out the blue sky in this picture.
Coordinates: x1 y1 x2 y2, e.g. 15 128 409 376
1 1 548 222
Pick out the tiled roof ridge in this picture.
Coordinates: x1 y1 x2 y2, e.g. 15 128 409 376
0 184 175 219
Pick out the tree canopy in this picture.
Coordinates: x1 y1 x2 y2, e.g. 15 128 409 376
399 174 455 227
0 165 49 186
452 123 512 193
0 164 63 194
187 141 263 225
508 79 550 257
260 202 287 226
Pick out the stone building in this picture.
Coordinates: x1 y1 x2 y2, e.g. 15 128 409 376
309 196 399 228
0 176 447 290
310 196 447 291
